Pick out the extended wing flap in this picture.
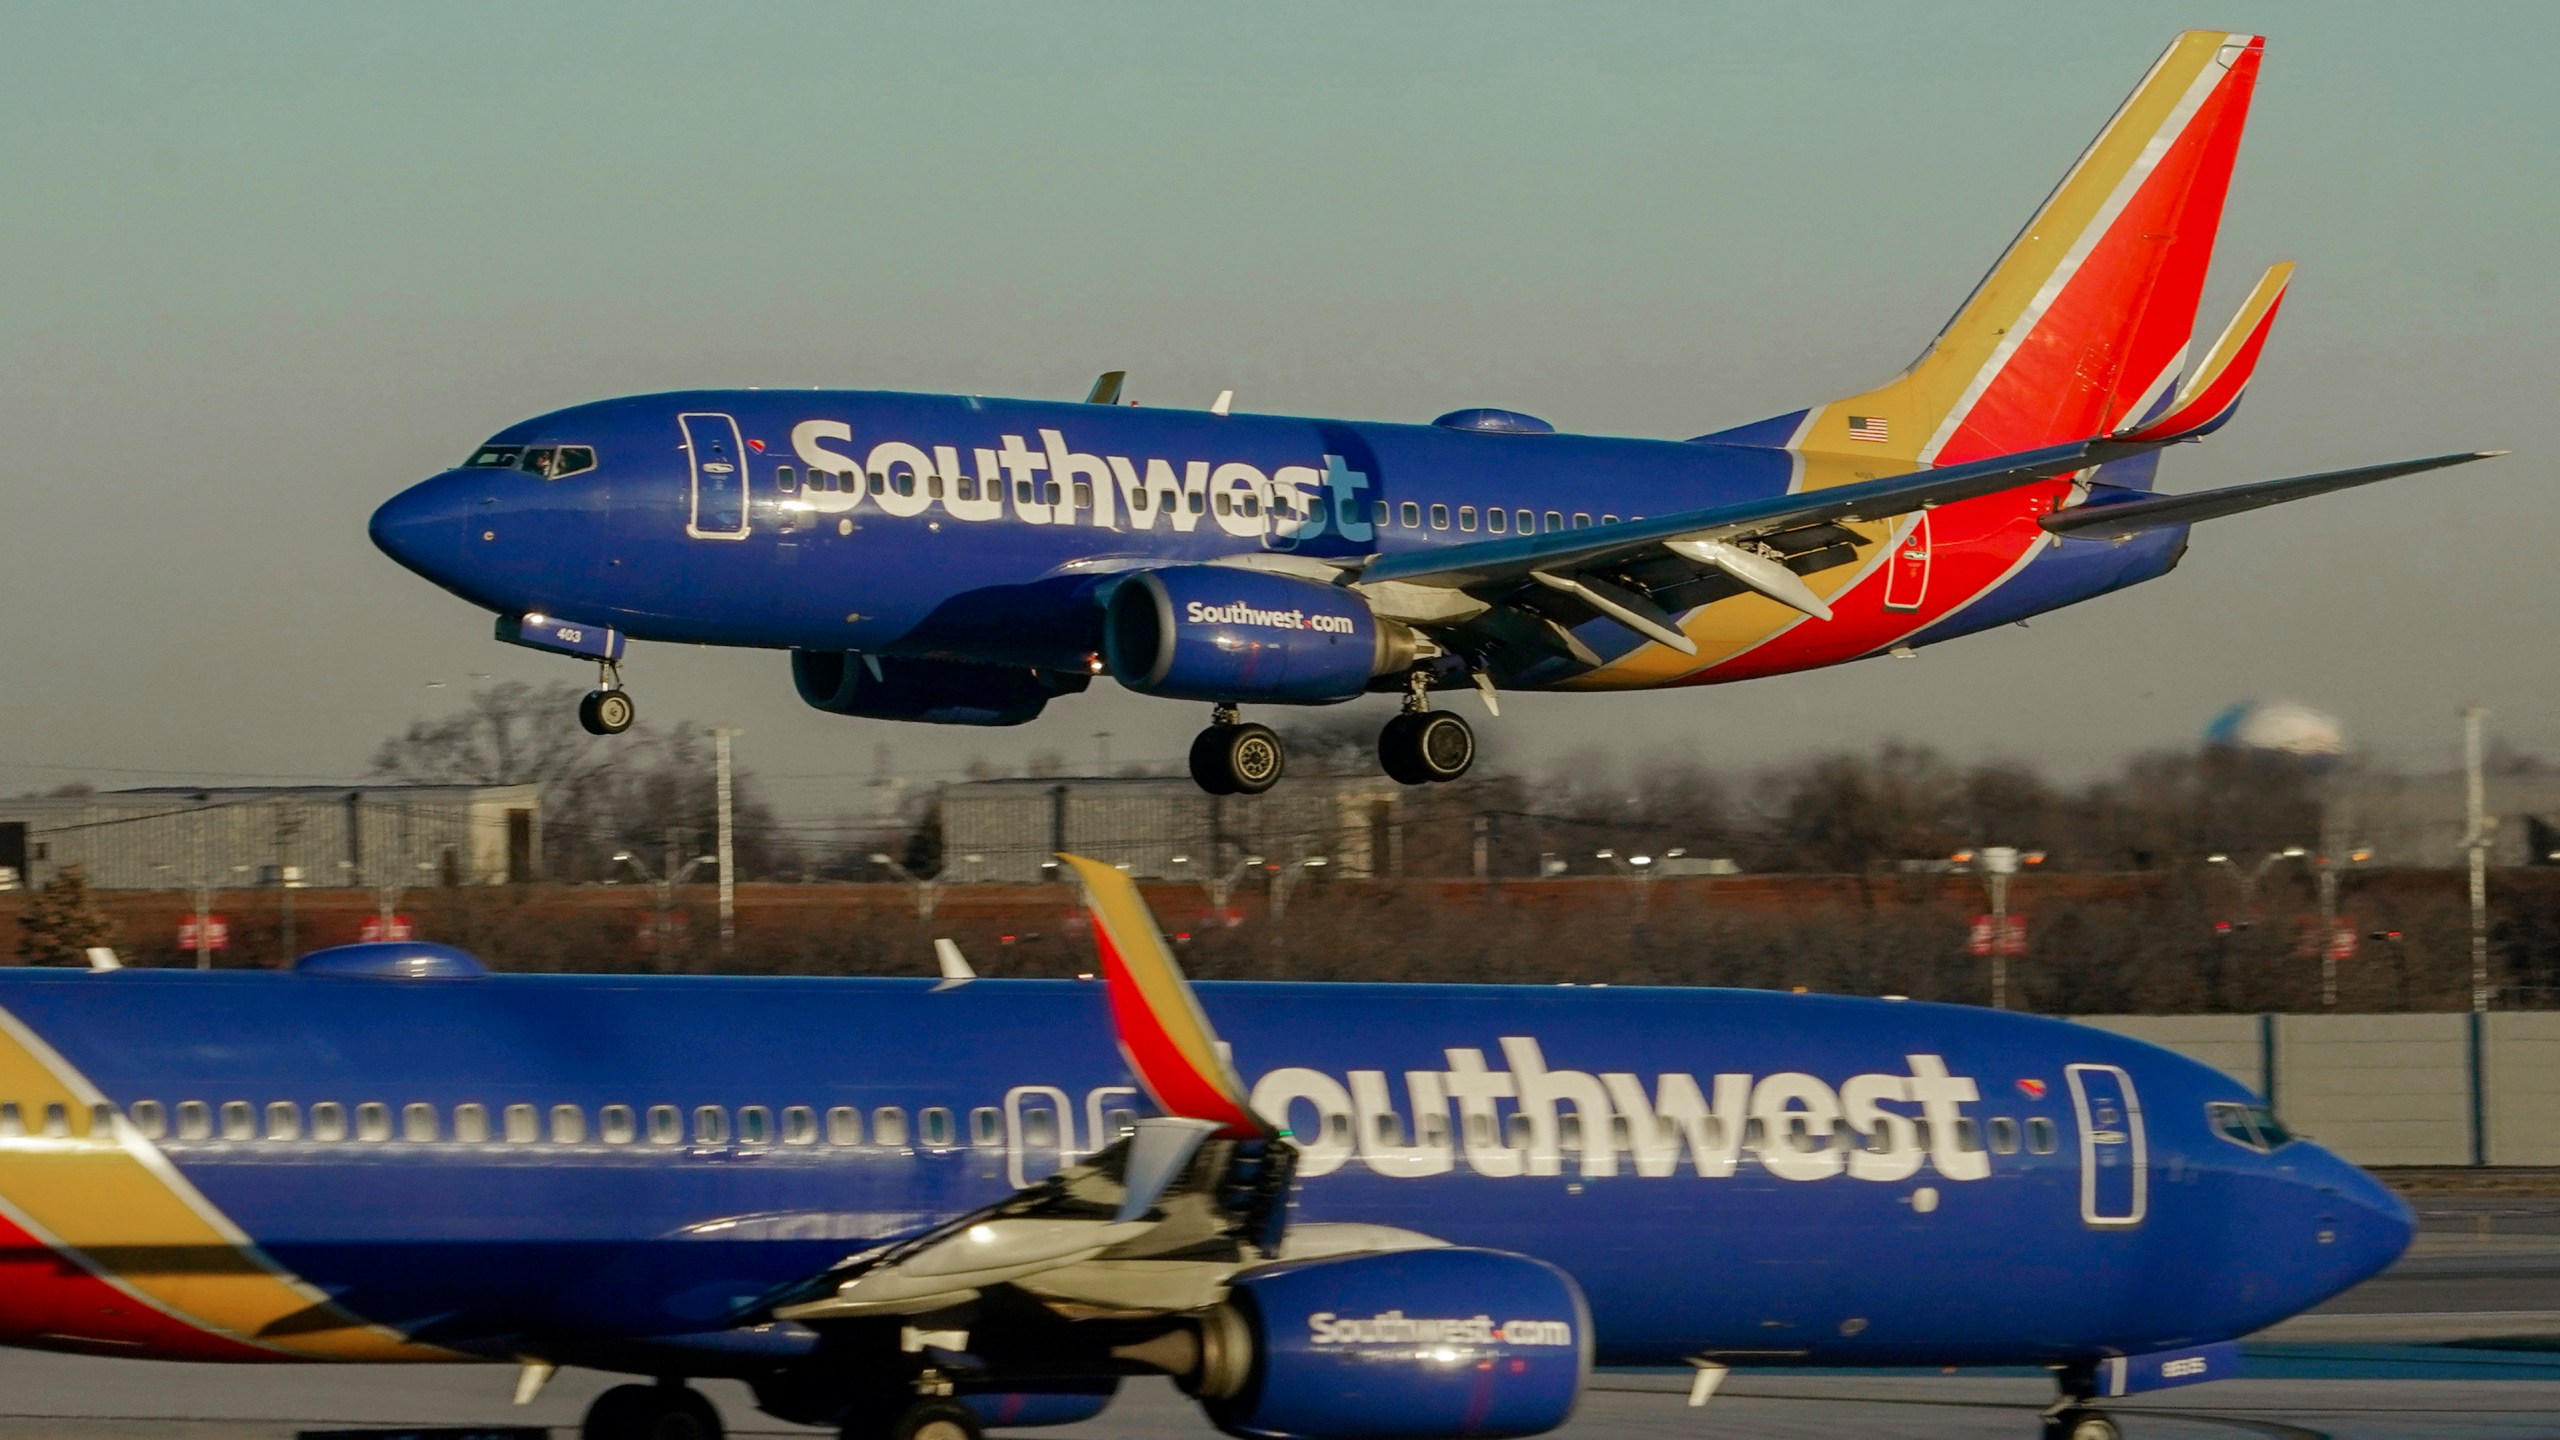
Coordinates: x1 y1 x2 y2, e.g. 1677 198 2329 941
2042 451 2502 540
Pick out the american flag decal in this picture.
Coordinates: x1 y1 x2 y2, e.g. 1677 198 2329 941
1847 415 1890 443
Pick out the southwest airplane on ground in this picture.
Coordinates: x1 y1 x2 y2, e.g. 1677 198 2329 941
0 857 2407 1440
372 30 2495 795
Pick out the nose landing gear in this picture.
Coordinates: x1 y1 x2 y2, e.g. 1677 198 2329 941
2044 1406 2121 1440
578 660 635 736
1377 672 1474 785
1188 705 1285 795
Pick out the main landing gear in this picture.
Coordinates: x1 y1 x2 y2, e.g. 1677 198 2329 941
1378 673 1474 786
582 1378 724 1440
2043 1405 2122 1440
578 660 635 736
1189 706 1285 796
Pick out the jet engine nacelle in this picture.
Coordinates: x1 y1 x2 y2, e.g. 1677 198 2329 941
1191 1247 1590 1440
1103 566 1411 705
791 651 1082 727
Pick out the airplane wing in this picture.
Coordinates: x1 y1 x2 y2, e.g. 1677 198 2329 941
2041 451 2502 541
766 855 1429 1324
1346 438 2126 663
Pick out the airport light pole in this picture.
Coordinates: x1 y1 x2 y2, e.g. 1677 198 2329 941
2313 847 2371 1011
1268 852 1329 922
2464 703 2492 1013
1595 847 1685 906
616 848 716 956
714 725 739 951
869 852 942 920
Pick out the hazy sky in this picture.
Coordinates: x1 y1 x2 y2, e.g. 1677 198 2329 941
1 2 2549 821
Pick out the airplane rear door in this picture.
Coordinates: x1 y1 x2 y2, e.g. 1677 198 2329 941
1882 510 1931 611
681 412 751 539
2066 1063 2146 1226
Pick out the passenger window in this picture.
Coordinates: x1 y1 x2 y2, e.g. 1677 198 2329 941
1021 1106 1056 1147
600 1105 636 1144
1602 514 1620 525
455 1103 490 1143
356 1102 392 1142
402 1103 438 1143
775 465 796 492
1465 1113 1492 1148
176 1101 212 1140
1572 512 1591 529
1504 1112 1533 1149
971 1107 1002 1146
1373 1112 1400 1146
309 1102 346 1142
1911 1118 1932 1153
1187 491 1206 514
1558 1112 1583 1149
873 1106 908 1147
783 1106 817 1145
875 473 892 496
1373 501 1389 527
738 1106 771 1145
1012 479 1031 504
266 1102 300 1142
1429 504 1450 530
43 1102 72 1139
1400 501 1421 529
1741 1117 1767 1150
693 1106 729 1146
219 1101 254 1142
553 446 595 479
1240 494 1259 517
503 1104 538 1143
826 1106 862 1146
1458 506 1477 532
1952 1117 1982 1152
1324 1112 1354 1148
1129 487 1149 512
129 1100 166 1139
1072 482 1092 510
1862 1123 1891 1155
648 1105 682 1145
1106 1108 1139 1140
896 472 916 498
1989 1117 2020 1155
1544 511 1563 533
89 1102 114 1137
1487 508 1507 534
551 1105 585 1144
927 475 944 499
919 1106 956 1148
1214 493 1232 516
955 476 975 501
2026 1117 2057 1155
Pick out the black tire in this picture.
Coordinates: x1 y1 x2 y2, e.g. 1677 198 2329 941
581 1384 652 1440
1188 726 1239 796
584 1382 723 1440
582 688 636 736
2045 1409 2121 1440
1377 713 1431 786
1412 711 1475 782
886 1399 983 1440
1223 723 1285 794
652 1385 725 1440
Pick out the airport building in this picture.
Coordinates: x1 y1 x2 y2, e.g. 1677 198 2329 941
2323 772 2560 868
937 775 1403 884
0 785 543 891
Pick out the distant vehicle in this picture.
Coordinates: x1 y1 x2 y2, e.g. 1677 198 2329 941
373 31 2494 795
0 856 2407 1440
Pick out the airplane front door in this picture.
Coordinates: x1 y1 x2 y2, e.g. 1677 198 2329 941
2067 1063 2147 1226
681 412 750 539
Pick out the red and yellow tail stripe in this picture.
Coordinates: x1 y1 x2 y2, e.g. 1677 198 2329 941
0 1005 456 1361
1060 854 1267 1140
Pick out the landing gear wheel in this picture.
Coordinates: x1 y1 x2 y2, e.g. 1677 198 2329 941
1380 711 1474 784
886 1399 983 1440
582 1381 724 1440
580 688 636 736
1190 722 1285 795
2043 1407 2121 1440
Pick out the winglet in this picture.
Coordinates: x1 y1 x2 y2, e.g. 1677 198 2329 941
932 938 974 982
1085 371 1126 405
1058 854 1268 1139
2115 261 2293 444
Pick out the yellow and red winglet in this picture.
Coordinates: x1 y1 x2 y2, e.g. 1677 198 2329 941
2115 261 2293 444
1059 854 1270 1139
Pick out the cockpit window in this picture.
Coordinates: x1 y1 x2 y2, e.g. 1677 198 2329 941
2208 1100 2294 1153
465 444 596 479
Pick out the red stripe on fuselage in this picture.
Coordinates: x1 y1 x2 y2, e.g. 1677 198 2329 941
0 1208 278 1362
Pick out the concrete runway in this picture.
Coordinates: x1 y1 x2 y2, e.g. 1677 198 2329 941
2 1186 2554 1440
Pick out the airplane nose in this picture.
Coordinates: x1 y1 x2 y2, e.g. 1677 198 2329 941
370 472 470 584
2315 1147 2415 1288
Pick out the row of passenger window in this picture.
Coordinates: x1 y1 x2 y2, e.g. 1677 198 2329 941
774 466 1626 535
0 1099 1126 1151
1334 1109 2061 1158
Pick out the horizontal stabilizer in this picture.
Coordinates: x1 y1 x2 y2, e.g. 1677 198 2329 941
2043 451 2503 540
2114 261 2293 444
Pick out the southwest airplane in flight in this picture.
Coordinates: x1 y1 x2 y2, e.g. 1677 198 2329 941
0 857 2406 1440
372 30 2493 794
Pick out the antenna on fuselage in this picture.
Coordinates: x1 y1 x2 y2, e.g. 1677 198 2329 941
1084 371 1125 405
